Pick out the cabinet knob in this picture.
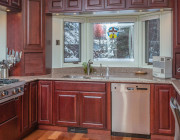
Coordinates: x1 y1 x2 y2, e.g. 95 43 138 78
177 68 180 73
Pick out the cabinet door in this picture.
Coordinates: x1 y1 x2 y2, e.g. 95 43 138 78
22 84 30 134
38 81 53 125
24 0 44 51
11 0 21 9
48 0 64 12
80 92 106 129
85 0 104 11
29 81 38 128
0 0 9 6
54 91 79 127
127 0 148 8
148 0 168 7
105 0 125 9
151 85 175 135
65 0 82 11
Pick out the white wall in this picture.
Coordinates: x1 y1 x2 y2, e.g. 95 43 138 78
0 11 7 61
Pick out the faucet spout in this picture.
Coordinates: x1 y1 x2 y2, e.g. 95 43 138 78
87 59 93 76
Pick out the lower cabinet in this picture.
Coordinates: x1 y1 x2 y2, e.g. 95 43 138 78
54 91 79 126
38 81 53 125
80 92 105 129
53 81 106 129
151 84 175 137
21 81 38 137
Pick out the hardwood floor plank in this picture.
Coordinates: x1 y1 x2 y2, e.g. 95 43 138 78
48 131 63 140
23 130 149 140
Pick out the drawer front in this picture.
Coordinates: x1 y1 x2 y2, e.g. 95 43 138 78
0 99 16 124
54 81 106 92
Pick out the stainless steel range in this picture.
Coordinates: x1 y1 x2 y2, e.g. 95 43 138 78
0 79 25 103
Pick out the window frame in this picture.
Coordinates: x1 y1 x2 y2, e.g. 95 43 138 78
86 16 139 67
63 21 82 63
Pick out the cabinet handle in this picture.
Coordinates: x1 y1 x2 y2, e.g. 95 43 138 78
177 68 180 73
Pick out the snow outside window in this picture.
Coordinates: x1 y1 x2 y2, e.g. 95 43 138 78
93 22 134 62
64 21 81 63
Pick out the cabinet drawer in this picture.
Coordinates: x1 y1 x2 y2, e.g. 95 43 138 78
0 99 16 124
54 81 106 92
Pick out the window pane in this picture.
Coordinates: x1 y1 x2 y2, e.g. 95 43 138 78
93 22 134 61
64 22 81 63
145 19 160 64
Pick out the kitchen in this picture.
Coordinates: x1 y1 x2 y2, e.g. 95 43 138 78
0 0 180 140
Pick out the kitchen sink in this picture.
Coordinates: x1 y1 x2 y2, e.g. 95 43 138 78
62 75 106 80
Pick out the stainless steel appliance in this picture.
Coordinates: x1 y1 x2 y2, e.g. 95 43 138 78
111 83 150 137
0 79 25 103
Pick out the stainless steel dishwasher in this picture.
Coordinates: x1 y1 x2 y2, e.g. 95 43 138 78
111 83 150 137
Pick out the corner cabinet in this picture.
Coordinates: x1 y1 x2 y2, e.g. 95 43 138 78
54 81 107 129
151 84 175 138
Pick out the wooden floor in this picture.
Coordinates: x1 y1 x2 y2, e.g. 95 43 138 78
23 130 149 140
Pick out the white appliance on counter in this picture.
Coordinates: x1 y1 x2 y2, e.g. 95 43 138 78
111 83 150 138
153 56 172 78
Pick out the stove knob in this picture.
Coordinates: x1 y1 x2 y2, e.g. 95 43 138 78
12 89 16 95
1 92 5 97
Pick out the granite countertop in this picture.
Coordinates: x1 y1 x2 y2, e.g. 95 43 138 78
9 73 180 95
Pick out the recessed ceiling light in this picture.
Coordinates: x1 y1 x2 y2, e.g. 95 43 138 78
6 9 10 12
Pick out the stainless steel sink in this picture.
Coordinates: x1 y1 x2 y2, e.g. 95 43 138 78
62 75 106 80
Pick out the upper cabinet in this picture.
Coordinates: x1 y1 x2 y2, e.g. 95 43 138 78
65 0 82 11
46 0 172 13
105 0 126 9
127 0 148 8
48 0 64 12
148 0 169 7
0 0 9 6
47 0 82 12
84 0 104 11
0 0 21 10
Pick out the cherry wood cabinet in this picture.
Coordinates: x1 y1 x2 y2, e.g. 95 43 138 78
10 0 21 8
148 0 169 7
54 81 107 129
29 81 38 128
7 0 45 76
48 0 64 12
21 84 30 135
65 0 82 11
54 91 79 127
0 0 9 6
173 0 180 78
151 85 175 136
84 0 105 11
38 81 53 125
80 92 106 129
105 0 125 9
0 0 21 10
127 0 148 8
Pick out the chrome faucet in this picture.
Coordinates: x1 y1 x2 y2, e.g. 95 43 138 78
87 59 93 76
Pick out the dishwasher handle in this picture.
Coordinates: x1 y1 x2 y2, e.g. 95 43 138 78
136 87 148 90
